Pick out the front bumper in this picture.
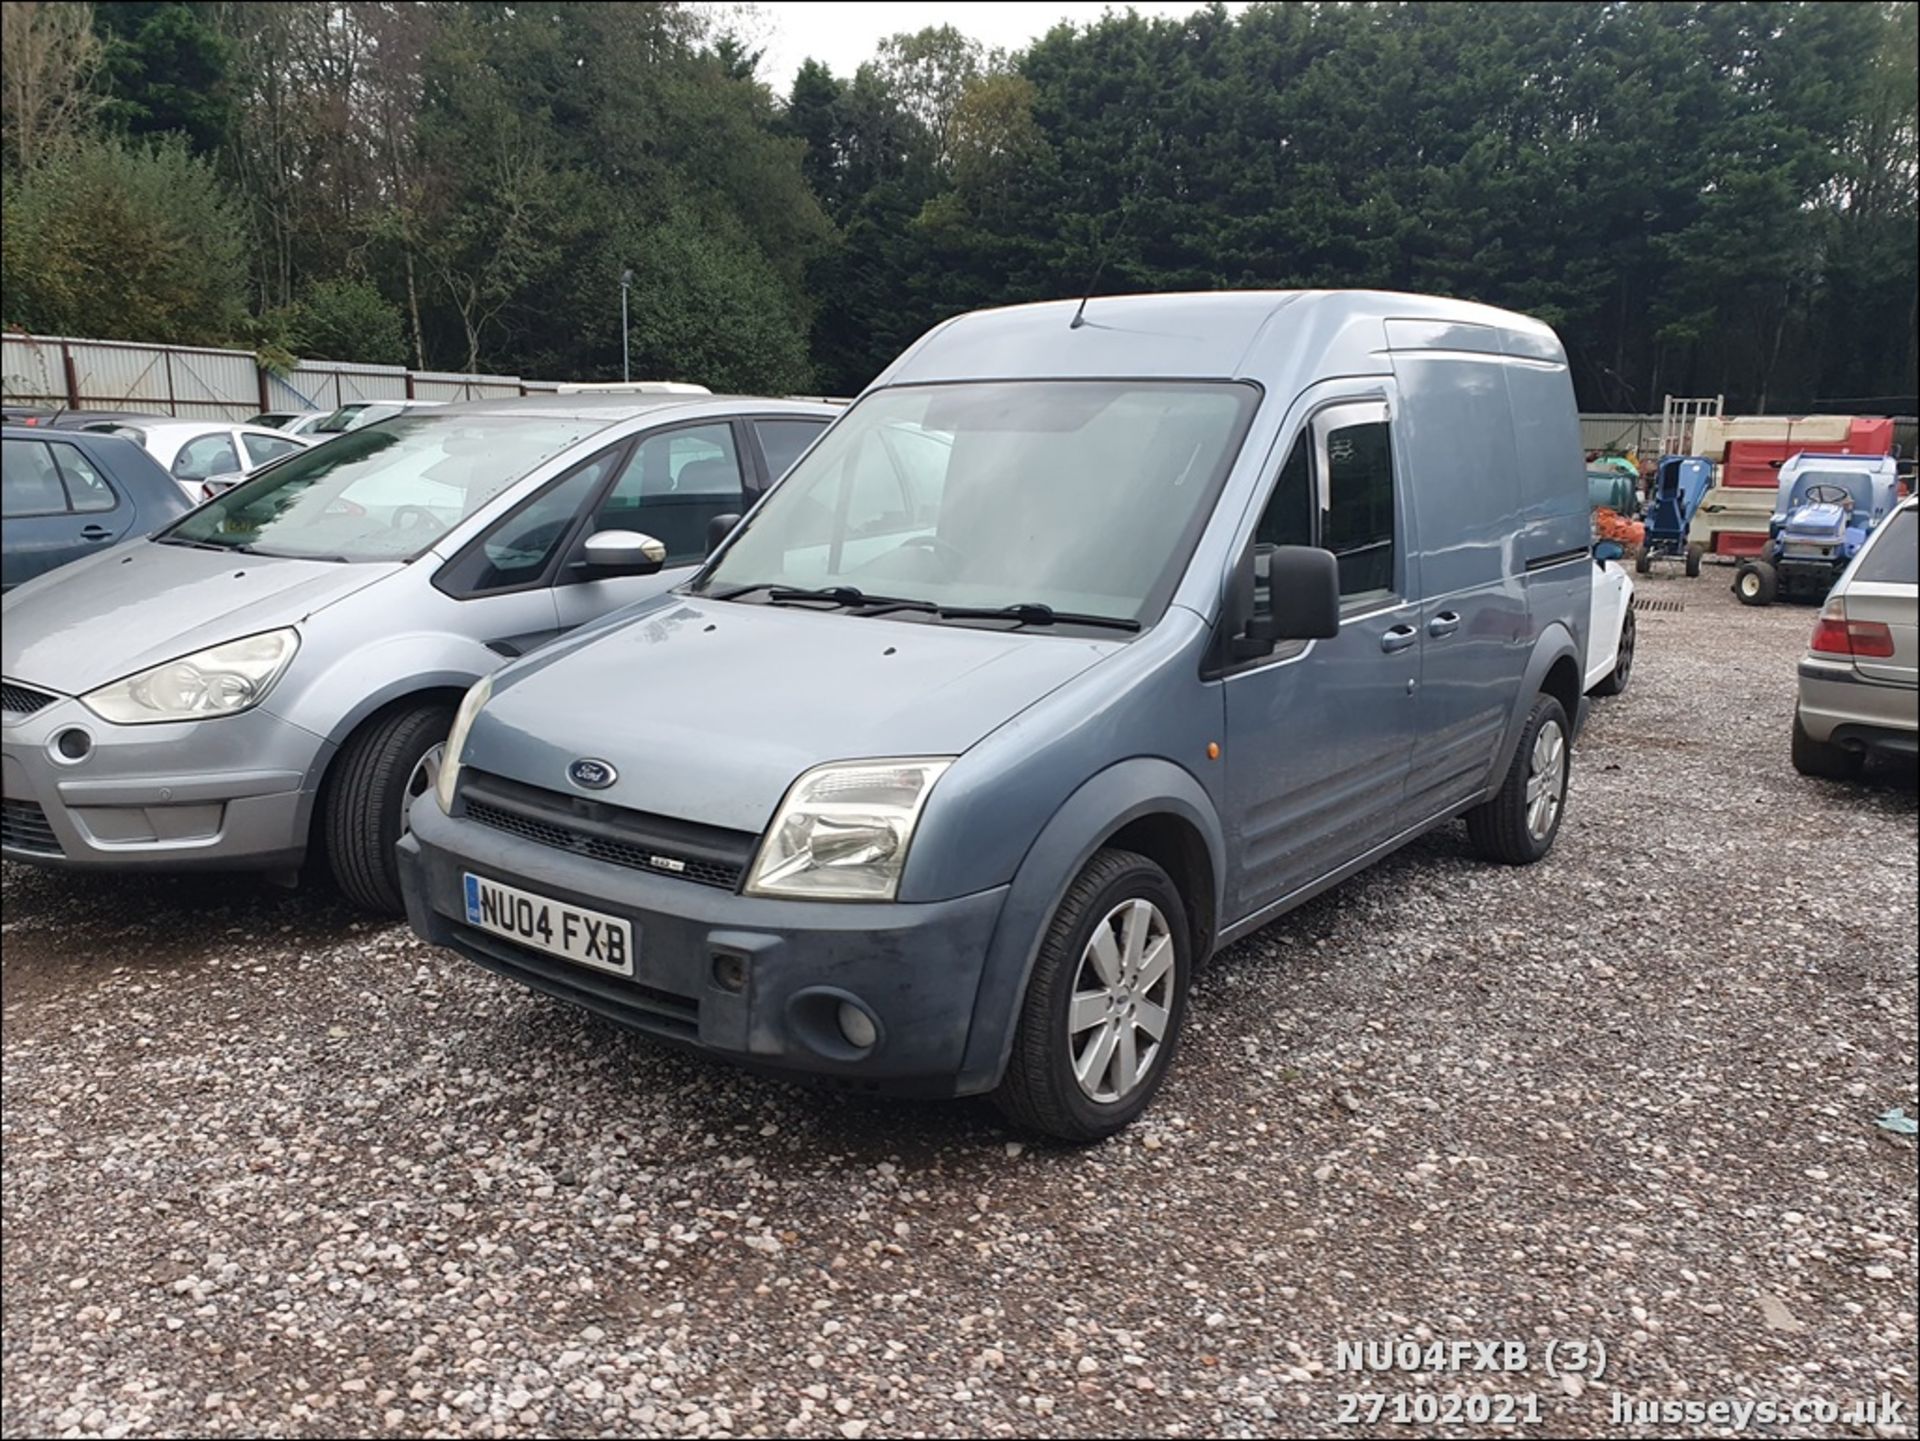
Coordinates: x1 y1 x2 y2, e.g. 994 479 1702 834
1796 659 1919 755
0 685 328 870
400 795 1012 1096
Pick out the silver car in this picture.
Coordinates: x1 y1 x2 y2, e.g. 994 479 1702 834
1792 494 1918 778
1 395 837 911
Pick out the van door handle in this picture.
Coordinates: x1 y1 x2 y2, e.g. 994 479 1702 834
1428 611 1461 638
1380 624 1418 653
79 525 114 541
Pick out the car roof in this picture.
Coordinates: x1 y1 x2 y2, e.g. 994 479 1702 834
412 394 843 424
3 423 151 448
877 288 1567 390
93 418 269 436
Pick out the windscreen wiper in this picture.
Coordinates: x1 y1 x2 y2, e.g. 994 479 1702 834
764 585 940 616
155 536 230 551
234 545 352 562
936 602 1141 632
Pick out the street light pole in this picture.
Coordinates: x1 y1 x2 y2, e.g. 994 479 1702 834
619 269 633 383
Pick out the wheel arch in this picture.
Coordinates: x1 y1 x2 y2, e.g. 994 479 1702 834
302 678 474 858
1487 624 1582 789
953 756 1226 1095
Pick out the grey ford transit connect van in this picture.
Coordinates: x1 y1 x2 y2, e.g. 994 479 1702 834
398 291 1591 1140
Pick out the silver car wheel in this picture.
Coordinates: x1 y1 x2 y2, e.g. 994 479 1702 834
1069 897 1175 1103
403 743 445 837
1524 719 1566 842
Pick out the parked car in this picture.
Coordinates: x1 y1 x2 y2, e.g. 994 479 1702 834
1791 494 1918 778
282 411 336 436
1586 555 1636 696
5 407 167 429
2 427 193 592
309 399 445 434
396 290 1594 1142
0 395 838 912
96 419 315 503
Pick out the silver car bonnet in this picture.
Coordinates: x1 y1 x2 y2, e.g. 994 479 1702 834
0 539 400 694
462 597 1123 834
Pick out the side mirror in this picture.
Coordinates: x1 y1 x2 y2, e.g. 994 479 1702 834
579 529 667 576
1233 544 1339 659
706 512 742 557
1267 545 1341 640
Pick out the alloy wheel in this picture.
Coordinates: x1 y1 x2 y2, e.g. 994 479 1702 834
1068 898 1175 1103
1524 720 1566 842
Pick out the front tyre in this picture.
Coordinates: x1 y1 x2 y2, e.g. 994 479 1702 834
1465 694 1571 865
994 849 1189 1143
323 702 454 915
1684 544 1703 578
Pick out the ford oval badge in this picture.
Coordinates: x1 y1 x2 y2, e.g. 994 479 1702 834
567 758 617 790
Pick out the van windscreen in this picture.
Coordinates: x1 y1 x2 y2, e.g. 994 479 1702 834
695 380 1259 626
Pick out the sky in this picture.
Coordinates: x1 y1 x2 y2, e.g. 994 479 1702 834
722 1 1233 92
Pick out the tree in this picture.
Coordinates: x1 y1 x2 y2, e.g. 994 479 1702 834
286 276 408 364
0 134 248 343
1 0 106 173
93 2 233 155
785 58 842 203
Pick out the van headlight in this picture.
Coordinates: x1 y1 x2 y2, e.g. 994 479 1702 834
745 758 952 900
435 674 493 813
81 628 299 724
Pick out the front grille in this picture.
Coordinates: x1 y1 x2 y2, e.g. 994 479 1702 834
1 681 59 721
453 922 700 1039
0 799 61 855
460 770 755 892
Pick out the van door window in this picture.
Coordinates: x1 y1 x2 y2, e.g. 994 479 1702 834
1320 418 1395 599
1249 434 1313 620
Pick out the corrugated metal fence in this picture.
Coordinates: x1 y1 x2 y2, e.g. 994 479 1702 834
8 333 1916 458
1 332 562 418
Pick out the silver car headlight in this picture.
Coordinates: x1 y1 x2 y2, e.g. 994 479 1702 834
435 674 494 814
745 758 953 901
80 628 299 724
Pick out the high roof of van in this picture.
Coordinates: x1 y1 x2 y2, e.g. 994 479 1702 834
876 290 1566 391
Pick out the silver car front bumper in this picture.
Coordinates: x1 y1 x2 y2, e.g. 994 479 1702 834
0 684 331 871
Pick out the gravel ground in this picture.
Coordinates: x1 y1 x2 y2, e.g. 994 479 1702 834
3 569 1915 1440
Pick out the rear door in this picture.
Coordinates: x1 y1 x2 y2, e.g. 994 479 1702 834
1844 506 1918 687
751 416 830 486
46 439 134 547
